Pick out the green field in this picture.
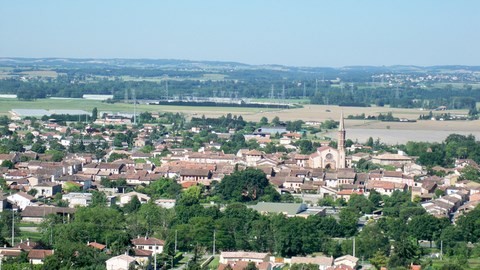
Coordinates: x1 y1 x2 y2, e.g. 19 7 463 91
0 98 281 118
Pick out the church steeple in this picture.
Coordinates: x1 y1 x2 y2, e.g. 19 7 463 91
339 111 345 132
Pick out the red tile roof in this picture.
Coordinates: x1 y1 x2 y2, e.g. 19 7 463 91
131 237 164 246
28 249 53 259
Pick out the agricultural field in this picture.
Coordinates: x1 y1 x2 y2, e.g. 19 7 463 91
1 98 479 143
0 98 277 118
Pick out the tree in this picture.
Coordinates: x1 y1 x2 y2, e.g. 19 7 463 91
339 208 359 237
143 178 182 199
244 262 259 270
91 107 98 122
216 169 279 202
31 142 46 154
366 137 374 147
459 165 480 182
297 140 314 154
347 194 375 214
368 189 382 208
370 250 388 270
123 195 141 213
388 236 420 268
356 223 390 259
271 116 281 126
456 205 480 243
27 189 38 197
407 215 449 245
1 160 14 169
91 191 107 207
259 117 268 126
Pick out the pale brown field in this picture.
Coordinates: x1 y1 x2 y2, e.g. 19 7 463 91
20 70 59 78
244 104 467 122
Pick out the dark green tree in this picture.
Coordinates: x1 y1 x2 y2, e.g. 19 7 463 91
216 168 279 202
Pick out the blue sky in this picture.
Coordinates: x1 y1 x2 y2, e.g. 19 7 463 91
1 0 478 67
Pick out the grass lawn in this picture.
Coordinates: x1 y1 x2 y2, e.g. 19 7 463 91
206 256 219 270
428 257 480 269
18 231 43 242
17 222 39 228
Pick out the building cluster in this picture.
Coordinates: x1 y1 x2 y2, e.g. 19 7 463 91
0 112 480 268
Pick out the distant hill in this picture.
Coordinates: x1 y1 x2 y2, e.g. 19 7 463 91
1 57 479 73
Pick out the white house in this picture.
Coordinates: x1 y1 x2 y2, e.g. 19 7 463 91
334 255 358 269
288 256 334 270
119 192 151 205
28 249 53 265
219 251 269 264
106 254 137 270
62 193 92 207
131 236 164 255
7 192 35 210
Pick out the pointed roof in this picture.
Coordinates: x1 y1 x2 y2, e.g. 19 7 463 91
339 111 345 131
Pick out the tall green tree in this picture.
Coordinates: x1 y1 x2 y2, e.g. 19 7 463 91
216 169 279 202
91 107 98 122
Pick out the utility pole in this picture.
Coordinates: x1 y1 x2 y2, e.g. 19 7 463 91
352 237 355 257
132 88 137 125
166 80 169 101
303 82 306 99
174 230 177 253
440 240 443 260
11 209 14 246
154 244 157 270
213 230 216 256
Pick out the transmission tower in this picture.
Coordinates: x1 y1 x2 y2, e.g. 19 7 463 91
132 88 137 125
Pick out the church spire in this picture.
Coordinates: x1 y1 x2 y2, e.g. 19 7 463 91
339 111 345 131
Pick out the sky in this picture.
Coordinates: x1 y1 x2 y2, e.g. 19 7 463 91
1 0 479 67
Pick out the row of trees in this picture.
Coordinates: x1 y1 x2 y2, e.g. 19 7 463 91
2 70 480 109
402 134 480 169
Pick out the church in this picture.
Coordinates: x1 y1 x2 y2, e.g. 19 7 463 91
309 113 347 169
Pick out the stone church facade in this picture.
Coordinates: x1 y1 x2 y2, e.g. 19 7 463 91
309 113 347 169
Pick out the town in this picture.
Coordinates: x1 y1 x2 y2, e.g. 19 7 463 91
0 105 479 270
